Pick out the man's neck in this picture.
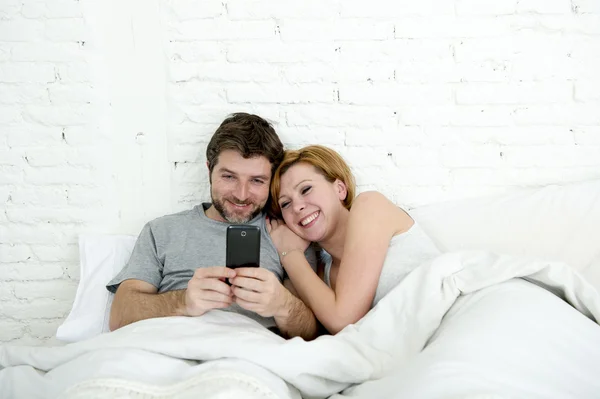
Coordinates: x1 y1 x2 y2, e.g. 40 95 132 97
204 204 228 223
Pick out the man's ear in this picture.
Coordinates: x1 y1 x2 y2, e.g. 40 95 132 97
335 179 348 201
206 162 212 184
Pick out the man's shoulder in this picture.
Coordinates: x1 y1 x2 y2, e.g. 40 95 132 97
146 206 199 229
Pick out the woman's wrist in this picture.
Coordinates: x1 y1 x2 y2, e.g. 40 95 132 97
280 248 305 258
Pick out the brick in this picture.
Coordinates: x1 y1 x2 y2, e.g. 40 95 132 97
13 280 78 301
516 0 571 14
572 0 600 14
0 224 74 245
0 83 49 104
227 42 336 63
169 61 279 83
279 20 393 41
573 127 600 145
285 105 398 129
22 147 77 167
227 0 339 20
339 83 453 106
0 150 24 166
399 105 514 127
0 166 22 184
0 298 72 319
386 146 441 167
0 1 20 19
0 282 15 300
226 83 335 104
47 83 94 104
456 82 573 105
0 263 65 281
425 126 574 146
6 208 101 225
454 38 515 63
0 62 56 83
504 145 600 167
45 18 86 42
0 244 34 262
172 162 205 184
11 43 84 62
0 321 24 341
30 244 79 262
282 63 395 83
513 104 600 125
394 17 509 38
23 105 92 126
24 166 94 185
168 42 223 62
168 0 223 20
341 0 454 17
456 0 516 15
278 127 346 146
55 62 91 83
575 80 600 101
169 82 226 104
345 127 425 146
173 20 275 41
21 1 46 19
441 145 506 167
46 1 82 18
10 187 69 206
27 319 63 339
7 127 63 147
0 20 43 42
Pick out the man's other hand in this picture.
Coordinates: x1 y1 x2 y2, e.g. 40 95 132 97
230 268 289 318
185 267 236 317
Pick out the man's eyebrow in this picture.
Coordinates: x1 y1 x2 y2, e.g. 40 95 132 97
218 168 268 181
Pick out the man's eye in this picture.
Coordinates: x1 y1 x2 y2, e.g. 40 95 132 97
301 186 312 195
252 179 265 185
223 175 234 180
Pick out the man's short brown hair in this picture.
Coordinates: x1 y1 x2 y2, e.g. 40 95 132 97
206 113 284 175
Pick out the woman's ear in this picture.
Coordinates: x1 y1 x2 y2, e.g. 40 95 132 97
335 179 348 201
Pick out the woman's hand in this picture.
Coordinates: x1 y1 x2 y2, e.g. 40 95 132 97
266 217 310 259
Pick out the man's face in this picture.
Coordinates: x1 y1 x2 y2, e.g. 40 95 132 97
209 150 272 223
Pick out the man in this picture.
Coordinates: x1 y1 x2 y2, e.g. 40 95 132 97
107 113 319 340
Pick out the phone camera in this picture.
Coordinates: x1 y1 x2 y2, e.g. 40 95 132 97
241 231 246 237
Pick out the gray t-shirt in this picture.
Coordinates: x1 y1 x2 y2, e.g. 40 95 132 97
107 203 316 329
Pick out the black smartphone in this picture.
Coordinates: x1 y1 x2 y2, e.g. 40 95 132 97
226 225 261 269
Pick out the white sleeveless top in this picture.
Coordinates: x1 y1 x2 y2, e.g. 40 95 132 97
323 221 441 307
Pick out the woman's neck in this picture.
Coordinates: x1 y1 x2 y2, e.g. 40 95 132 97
319 207 350 264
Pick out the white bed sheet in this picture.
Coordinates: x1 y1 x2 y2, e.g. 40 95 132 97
2 251 600 399
336 279 600 399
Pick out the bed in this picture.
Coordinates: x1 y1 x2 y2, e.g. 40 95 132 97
1 179 600 399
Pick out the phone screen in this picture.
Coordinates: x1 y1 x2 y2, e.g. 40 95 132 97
226 225 261 269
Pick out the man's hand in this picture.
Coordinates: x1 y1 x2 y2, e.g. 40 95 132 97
230 267 290 318
184 267 237 317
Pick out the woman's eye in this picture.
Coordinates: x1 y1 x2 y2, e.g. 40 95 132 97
280 202 290 209
301 186 312 195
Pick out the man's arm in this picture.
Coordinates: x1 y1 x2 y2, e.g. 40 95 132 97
231 269 320 341
274 279 319 340
110 267 236 331
109 279 186 331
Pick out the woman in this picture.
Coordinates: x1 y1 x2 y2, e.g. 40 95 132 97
267 145 441 334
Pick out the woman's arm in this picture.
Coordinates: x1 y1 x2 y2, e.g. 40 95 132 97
281 191 412 334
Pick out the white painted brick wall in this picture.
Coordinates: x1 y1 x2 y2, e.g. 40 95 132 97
1 0 599 345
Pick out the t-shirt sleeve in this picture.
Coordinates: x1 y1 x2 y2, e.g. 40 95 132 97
106 223 163 293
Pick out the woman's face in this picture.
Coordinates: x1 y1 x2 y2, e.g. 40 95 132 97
277 162 347 243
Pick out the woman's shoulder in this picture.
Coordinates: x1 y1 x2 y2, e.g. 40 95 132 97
352 191 413 232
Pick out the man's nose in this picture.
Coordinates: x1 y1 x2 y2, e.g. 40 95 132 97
235 182 249 201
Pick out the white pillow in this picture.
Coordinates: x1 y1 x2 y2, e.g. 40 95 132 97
410 179 600 273
56 234 136 342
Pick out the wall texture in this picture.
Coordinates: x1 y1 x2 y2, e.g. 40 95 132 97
1 0 599 344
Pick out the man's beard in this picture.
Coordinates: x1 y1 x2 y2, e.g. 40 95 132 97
211 195 263 223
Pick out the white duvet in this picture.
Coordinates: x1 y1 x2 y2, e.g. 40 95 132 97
2 250 600 399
